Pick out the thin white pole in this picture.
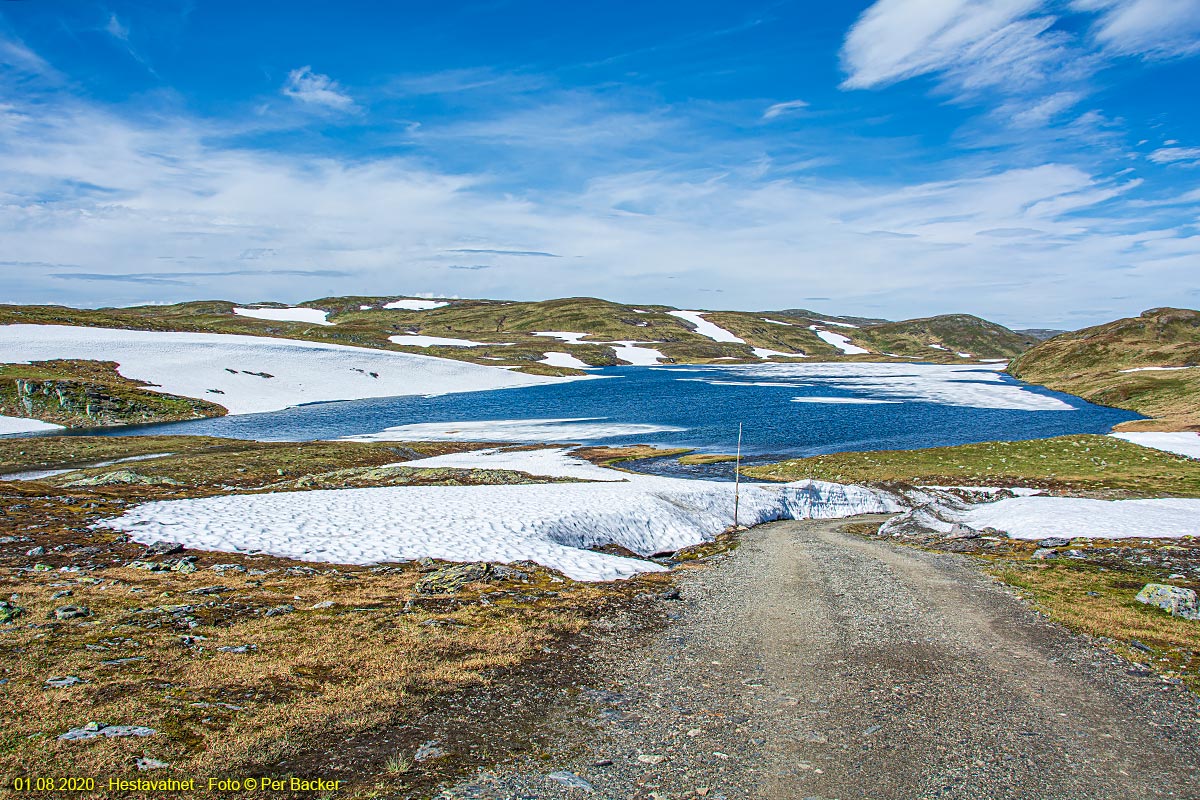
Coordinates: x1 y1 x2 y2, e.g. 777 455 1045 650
734 422 742 528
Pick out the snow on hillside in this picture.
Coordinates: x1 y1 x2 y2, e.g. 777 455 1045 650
668 311 745 343
752 347 805 359
96 474 899 581
233 307 331 326
389 334 503 347
609 341 666 365
383 298 450 311
539 352 593 369
534 331 592 344
0 415 64 435
0 325 572 415
1110 432 1200 460
809 326 870 355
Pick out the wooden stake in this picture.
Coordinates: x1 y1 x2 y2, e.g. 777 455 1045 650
734 422 742 528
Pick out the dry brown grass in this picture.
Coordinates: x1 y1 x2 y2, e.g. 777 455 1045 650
990 561 1200 692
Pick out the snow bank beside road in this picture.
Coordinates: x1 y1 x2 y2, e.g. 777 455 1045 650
96 476 900 582
0 324 569 416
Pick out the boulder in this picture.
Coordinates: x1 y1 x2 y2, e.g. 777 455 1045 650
1036 537 1072 548
414 562 492 594
53 605 91 621
0 600 23 623
1135 584 1200 621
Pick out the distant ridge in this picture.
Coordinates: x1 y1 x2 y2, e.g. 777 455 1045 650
1009 307 1200 431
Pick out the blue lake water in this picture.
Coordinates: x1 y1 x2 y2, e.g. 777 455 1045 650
70 363 1139 459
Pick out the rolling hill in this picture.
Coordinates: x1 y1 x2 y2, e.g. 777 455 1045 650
1008 307 1200 431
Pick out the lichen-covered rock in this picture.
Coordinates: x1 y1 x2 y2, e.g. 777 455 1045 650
415 562 493 594
65 469 183 487
0 600 23 623
53 605 91 621
1136 584 1199 620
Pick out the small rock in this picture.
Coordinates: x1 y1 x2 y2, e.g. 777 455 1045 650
1130 639 1153 653
414 740 445 761
946 525 980 540
53 605 91 621
309 600 335 609
59 722 156 741
186 585 228 596
637 754 667 764
547 771 593 791
1135 583 1200 621
1031 548 1058 560
46 676 88 688
171 557 198 575
217 644 257 654
211 564 246 574
136 757 170 771
1036 537 1072 548
26 546 46 557
51 590 73 599
264 604 295 617
659 587 683 601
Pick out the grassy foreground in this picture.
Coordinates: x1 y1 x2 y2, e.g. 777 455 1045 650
743 434 1200 497
0 436 681 798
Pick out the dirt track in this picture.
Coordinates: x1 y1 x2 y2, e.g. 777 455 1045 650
440 518 1200 799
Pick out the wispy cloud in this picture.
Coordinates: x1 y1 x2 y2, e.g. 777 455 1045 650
446 248 561 257
1073 0 1200 59
104 13 129 42
1147 146 1200 165
52 269 352 285
282 66 355 110
762 99 809 120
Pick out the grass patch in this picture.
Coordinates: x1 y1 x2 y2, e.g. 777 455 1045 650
743 434 1200 497
677 453 738 465
990 559 1200 692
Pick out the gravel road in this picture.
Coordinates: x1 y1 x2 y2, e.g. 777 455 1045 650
439 517 1200 799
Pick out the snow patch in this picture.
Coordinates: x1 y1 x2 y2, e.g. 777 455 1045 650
809 326 869 355
344 417 683 443
0 325 570 416
817 320 860 328
233 307 331 326
1119 366 1197 373
0 415 64 435
1110 432 1200 460
608 341 666 366
389 335 506 348
534 331 592 345
960 496 1200 540
539 352 593 370
383 299 450 311
668 311 745 343
397 447 624 481
752 347 805 359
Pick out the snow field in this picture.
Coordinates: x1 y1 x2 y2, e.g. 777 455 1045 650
344 417 683 443
388 334 505 347
1110 431 1200 460
0 325 571 415
96 476 900 582
539 352 593 369
809 326 870 355
0 415 64 435
960 497 1200 540
232 307 332 326
382 299 451 311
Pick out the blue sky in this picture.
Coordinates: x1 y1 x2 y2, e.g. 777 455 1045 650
1 0 1198 327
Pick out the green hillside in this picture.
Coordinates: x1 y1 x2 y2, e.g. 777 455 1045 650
850 314 1038 360
1008 307 1200 430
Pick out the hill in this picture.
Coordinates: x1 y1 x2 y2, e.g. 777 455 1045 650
1008 307 1200 431
849 314 1037 360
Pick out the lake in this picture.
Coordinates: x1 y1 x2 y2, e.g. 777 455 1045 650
66 362 1139 459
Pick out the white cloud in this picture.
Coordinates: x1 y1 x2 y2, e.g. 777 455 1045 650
281 66 355 110
105 13 130 42
839 0 1072 95
762 99 809 120
1147 146 1200 165
1072 0 1200 58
